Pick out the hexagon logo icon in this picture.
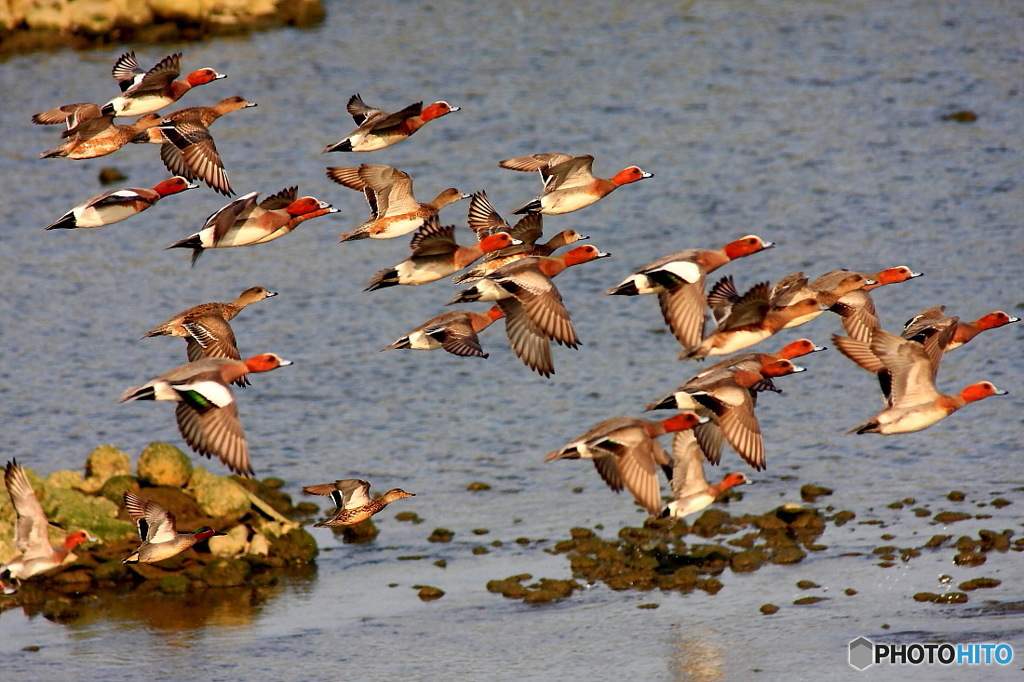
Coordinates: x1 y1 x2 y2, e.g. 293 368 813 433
849 636 875 670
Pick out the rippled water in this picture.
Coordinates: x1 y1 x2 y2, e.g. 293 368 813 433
1 1 1023 679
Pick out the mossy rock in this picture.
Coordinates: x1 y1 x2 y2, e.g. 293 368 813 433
487 576 530 599
93 560 130 583
138 442 193 488
268 528 318 564
98 475 140 504
428 528 454 543
690 509 733 537
934 511 972 524
49 567 93 587
730 548 768 572
46 469 84 491
959 578 1000 591
187 467 250 521
953 552 986 567
771 546 807 565
158 574 192 594
200 557 252 588
339 519 379 544
978 529 1012 552
84 445 131 486
42 487 135 542
799 484 833 501
415 585 445 601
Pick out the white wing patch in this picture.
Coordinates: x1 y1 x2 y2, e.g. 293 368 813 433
175 380 234 407
659 261 702 283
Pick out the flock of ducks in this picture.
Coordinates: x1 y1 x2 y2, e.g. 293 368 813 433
2 49 1018 590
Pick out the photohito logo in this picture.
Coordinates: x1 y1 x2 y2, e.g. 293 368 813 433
849 636 1014 670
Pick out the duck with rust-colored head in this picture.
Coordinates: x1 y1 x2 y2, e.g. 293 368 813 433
323 94 459 153
118 353 293 476
500 153 652 215
2 460 92 593
545 412 708 517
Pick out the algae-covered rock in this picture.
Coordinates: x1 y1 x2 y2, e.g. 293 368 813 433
46 469 84 491
98 475 140 505
267 528 318 564
42 487 135 543
691 509 733 537
85 445 131 485
428 528 454 543
158 574 192 594
339 519 379 544
93 560 129 583
200 557 252 587
959 578 1001 591
730 548 768 572
934 511 972 524
487 575 531 599
187 467 250 521
139 442 193 488
415 585 445 601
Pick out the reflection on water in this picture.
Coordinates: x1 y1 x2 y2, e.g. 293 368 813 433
2 566 316 633
669 628 726 682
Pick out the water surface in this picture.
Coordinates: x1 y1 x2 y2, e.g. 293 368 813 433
1 1 1022 679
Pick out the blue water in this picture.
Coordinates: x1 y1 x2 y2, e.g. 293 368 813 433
1 1 1022 679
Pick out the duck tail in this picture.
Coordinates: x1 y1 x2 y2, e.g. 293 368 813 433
338 227 369 243
448 287 481 305
119 384 155 403
121 551 140 564
323 139 353 153
165 233 205 266
382 336 411 351
604 279 640 296
365 268 398 291
645 395 677 411
849 420 879 435
44 211 77 230
543 447 578 462
512 198 542 215
40 145 67 159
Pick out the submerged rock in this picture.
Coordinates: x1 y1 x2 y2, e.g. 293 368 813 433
512 505 831 600
415 585 445 601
